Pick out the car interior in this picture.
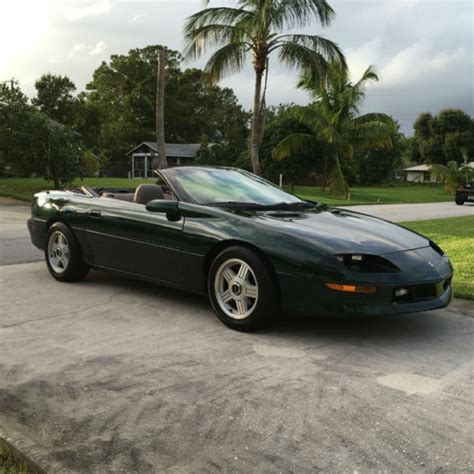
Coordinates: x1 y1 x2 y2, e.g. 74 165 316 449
80 184 175 205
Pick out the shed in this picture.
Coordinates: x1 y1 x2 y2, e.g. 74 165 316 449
126 142 201 178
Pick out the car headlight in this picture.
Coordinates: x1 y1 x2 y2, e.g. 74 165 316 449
334 254 400 273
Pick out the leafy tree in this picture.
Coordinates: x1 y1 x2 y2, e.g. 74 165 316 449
260 104 324 189
355 117 406 185
411 109 474 165
184 0 345 176
0 82 28 106
273 63 392 198
0 83 47 176
0 82 82 185
47 125 82 188
32 74 77 125
0 104 47 177
84 45 249 163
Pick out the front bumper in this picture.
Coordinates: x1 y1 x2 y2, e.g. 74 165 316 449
278 272 453 317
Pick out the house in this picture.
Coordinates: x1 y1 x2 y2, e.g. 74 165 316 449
401 164 440 183
126 142 202 178
401 162 474 183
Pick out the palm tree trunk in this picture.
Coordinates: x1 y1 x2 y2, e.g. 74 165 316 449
156 49 167 170
250 67 264 176
334 153 349 199
322 149 329 191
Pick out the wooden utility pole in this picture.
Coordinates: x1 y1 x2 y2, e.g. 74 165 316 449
156 50 167 169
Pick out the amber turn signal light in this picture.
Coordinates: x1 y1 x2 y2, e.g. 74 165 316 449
326 283 377 294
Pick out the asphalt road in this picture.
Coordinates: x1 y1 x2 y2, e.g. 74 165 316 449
0 198 43 265
0 263 473 472
0 197 473 472
346 201 474 222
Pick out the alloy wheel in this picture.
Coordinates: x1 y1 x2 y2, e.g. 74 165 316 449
214 258 259 320
47 230 70 274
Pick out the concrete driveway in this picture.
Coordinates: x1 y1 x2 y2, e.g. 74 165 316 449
0 262 473 472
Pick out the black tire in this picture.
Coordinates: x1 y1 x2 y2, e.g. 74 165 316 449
455 197 464 206
208 246 279 331
45 222 89 282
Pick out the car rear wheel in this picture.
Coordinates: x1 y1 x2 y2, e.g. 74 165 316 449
208 246 279 331
455 197 464 205
45 222 89 282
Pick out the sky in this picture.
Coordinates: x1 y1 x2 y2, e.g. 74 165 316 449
1 0 473 134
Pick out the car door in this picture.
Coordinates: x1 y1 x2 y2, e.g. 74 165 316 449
85 197 184 285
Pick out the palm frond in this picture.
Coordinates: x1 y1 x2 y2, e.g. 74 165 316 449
295 106 328 133
275 0 335 29
276 34 345 63
184 7 253 43
278 41 338 88
349 121 393 150
353 65 379 90
272 133 319 160
352 113 393 127
204 42 248 83
183 24 250 59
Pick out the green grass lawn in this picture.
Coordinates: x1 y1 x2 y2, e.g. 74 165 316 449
0 443 30 474
0 177 452 205
401 216 474 300
293 184 451 205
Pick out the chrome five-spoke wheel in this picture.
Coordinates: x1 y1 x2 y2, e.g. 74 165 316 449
215 258 259 320
47 230 70 273
209 246 278 331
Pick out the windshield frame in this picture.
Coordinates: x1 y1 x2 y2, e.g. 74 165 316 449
158 166 307 208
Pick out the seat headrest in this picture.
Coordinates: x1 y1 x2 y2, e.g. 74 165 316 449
134 184 164 205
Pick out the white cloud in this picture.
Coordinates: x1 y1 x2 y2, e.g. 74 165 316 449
380 41 469 87
89 40 107 56
130 14 145 23
68 44 86 59
345 39 384 84
65 0 112 22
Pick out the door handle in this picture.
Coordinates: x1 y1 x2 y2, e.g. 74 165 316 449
90 210 101 217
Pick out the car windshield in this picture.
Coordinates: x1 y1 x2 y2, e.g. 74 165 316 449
164 167 305 208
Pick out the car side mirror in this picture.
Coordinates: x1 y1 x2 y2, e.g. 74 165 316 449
146 200 180 221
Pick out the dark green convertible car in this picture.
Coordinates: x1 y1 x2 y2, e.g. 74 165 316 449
28 166 453 331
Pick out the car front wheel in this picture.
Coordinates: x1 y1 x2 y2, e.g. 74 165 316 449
208 246 279 331
45 222 89 282
455 197 464 205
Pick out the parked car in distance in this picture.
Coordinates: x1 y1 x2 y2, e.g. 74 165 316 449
455 182 474 205
28 166 453 331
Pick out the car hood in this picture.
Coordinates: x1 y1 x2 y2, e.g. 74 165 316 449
252 207 429 256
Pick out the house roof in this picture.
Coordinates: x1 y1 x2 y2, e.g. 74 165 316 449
403 164 432 172
403 162 474 172
126 142 201 158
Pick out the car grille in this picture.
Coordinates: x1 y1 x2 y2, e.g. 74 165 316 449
393 277 451 303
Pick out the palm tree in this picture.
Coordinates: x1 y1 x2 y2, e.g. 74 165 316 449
156 49 167 169
273 63 392 197
431 151 474 194
184 0 345 176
